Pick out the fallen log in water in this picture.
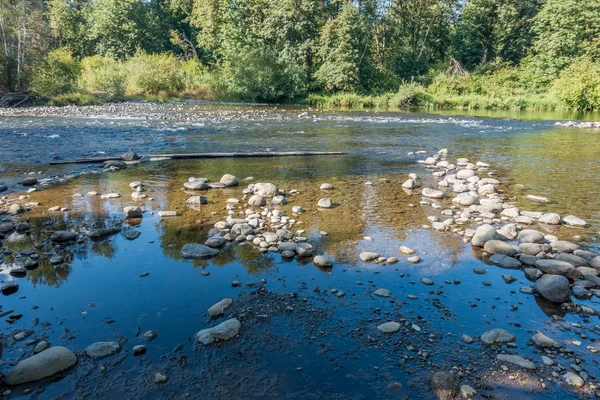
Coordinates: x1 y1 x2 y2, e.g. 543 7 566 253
49 151 345 165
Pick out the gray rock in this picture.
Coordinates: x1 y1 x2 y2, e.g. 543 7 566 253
374 288 392 297
143 330 159 341
123 206 143 218
574 250 598 262
460 385 477 399
205 236 226 248
534 274 570 303
377 322 401 333
460 334 475 344
572 286 593 299
313 255 332 268
253 183 279 197
484 240 516 256
180 243 220 259
195 318 241 345
471 224 498 247
1 282 19 295
296 243 313 257
85 342 121 360
248 195 266 207
535 259 581 279
278 242 298 252
34 341 49 354
481 328 516 344
531 332 560 348
121 152 139 161
186 195 208 205
360 252 380 262
154 372 168 384
0 184 7 192
518 243 544 256
184 178 209 190
489 254 522 269
133 345 146 356
422 188 444 199
497 354 535 369
551 240 579 253
518 229 545 244
207 299 233 317
524 268 543 281
539 213 561 225
562 215 587 227
556 253 588 267
271 195 288 205
50 231 77 242
563 371 584 388
220 174 239 187
21 177 38 186
5 346 77 385
317 198 333 208
431 371 458 400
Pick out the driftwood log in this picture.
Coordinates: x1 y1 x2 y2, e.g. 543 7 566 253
49 151 345 165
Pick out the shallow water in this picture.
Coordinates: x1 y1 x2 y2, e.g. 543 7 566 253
0 104 599 399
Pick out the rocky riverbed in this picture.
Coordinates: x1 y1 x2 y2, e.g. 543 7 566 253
0 104 599 399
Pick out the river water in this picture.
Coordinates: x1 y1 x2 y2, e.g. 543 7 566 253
0 103 599 399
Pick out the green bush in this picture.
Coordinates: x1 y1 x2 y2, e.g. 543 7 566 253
79 56 126 101
124 52 184 94
550 58 600 111
180 59 207 91
389 82 433 107
29 48 80 98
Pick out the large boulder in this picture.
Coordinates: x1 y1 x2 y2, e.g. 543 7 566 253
123 206 143 218
220 174 239 187
534 275 570 303
253 183 279 197
180 243 220 259
518 229 545 244
489 254 522 269
535 259 582 280
471 224 498 247
5 346 77 385
484 240 517 257
195 318 241 345
551 241 579 253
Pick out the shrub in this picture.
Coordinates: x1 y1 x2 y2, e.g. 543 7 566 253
124 52 183 94
180 59 207 91
29 48 80 98
389 82 433 108
79 56 126 101
550 58 600 111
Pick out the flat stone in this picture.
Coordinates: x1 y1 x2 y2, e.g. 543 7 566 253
374 288 392 298
207 298 233 317
562 215 587 227
497 354 535 370
180 243 219 259
489 254 522 269
85 342 121 360
50 231 77 242
484 240 517 256
481 328 516 344
5 346 77 385
377 322 401 333
195 318 241 345
360 252 380 262
535 259 581 279
531 332 560 348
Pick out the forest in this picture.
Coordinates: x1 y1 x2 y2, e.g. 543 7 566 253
0 0 599 110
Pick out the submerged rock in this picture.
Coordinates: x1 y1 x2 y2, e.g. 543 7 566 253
5 346 77 385
377 322 401 333
497 354 535 370
481 328 516 344
534 275 570 303
180 243 220 259
207 298 233 317
50 231 77 242
195 318 241 345
430 371 458 400
313 255 333 268
85 341 121 360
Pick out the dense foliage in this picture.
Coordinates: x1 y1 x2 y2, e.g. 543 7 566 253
1 0 599 110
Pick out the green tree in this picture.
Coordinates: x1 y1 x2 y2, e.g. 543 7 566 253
29 47 79 97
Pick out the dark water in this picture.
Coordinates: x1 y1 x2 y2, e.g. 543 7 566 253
0 104 599 399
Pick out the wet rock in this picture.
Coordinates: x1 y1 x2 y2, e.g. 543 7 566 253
21 177 38 186
279 242 297 252
1 282 19 295
154 372 168 384
502 275 517 283
49 256 64 265
484 240 516 256
471 224 498 247
535 259 581 279
556 253 588 267
207 298 233 317
407 256 421 264
220 174 239 187
563 371 584 388
123 229 141 240
551 240 579 253
497 354 535 370
313 255 332 268
360 252 380 262
195 318 241 345
205 236 226 248
296 243 313 257
34 341 49 354
121 152 140 161
0 184 7 192
88 227 121 240
460 385 477 399
574 250 598 262
4 346 77 385
184 178 209 190
133 345 146 356
489 254 522 269
534 275 570 303
143 330 159 341
524 268 543 281
374 288 392 297
518 229 545 244
481 328 516 345
422 188 444 199
430 371 458 400
50 231 77 242
317 198 333 208
123 206 143 218
14 330 33 341
85 342 121 360
460 334 475 344
7 204 23 215
531 332 560 348
377 322 401 333
399 246 415 255
562 215 587 227
180 243 219 259
420 278 435 286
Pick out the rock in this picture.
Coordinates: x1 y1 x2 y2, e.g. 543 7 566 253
157 211 177 217
313 255 332 268
123 206 143 218
562 215 587 227
402 179 415 189
460 385 477 399
556 253 588 267
524 268 543 280
248 195 266 207
121 152 140 161
500 208 520 218
207 298 233 317
184 178 209 190
320 183 333 190
551 240 579 253
133 345 146 356
481 328 516 344
296 243 313 257
195 318 241 345
1 282 19 295
205 236 226 248
484 240 516 256
143 330 159 341
291 205 303 214
541 356 554 366
539 213 561 225
407 256 421 264
50 231 76 242
430 371 458 400
460 334 475 344
526 195 549 202
574 250 599 262
422 188 444 199
360 252 380 262
518 229 545 244
497 354 535 370
531 332 560 348
502 275 517 283
535 259 581 279
471 224 498 247
534 275 570 303
317 198 333 208
456 169 475 179
518 243 544 256
374 288 392 297
572 286 593 299
563 371 584 388
271 195 287 205
399 246 415 255
186 195 208 205
0 184 7 192
100 192 121 199
489 254 522 269
253 183 279 197
21 177 38 186
592 256 600 269
220 174 239 187
34 341 49 354
180 243 219 259
154 372 168 384
4 346 77 385
420 278 435 285
377 322 401 333
85 342 121 360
